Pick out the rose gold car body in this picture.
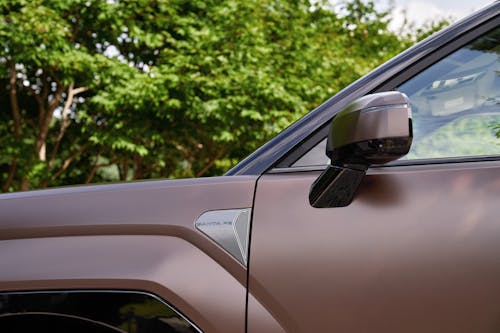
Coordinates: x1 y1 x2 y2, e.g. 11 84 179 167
1 159 499 333
249 161 500 332
0 176 263 332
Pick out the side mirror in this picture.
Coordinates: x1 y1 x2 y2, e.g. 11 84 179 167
309 91 412 208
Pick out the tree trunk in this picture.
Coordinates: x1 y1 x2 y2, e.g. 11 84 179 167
4 62 22 191
196 149 225 177
2 160 17 192
35 83 65 162
133 155 144 180
49 83 88 168
20 179 30 191
118 158 129 181
8 63 21 138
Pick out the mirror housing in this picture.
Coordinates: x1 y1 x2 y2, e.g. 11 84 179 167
309 91 412 208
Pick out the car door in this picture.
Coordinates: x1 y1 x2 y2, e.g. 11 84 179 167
248 20 500 333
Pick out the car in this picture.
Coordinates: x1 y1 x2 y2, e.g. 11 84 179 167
0 2 499 332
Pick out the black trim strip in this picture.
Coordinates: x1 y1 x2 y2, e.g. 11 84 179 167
269 155 500 174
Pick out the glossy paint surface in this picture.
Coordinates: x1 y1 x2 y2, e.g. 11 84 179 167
0 176 257 333
329 92 411 152
249 161 500 332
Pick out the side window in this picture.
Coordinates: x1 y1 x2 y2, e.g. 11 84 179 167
293 138 329 167
398 27 500 160
0 291 200 333
292 27 500 167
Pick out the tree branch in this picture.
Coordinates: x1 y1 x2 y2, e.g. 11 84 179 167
118 158 129 181
72 86 88 95
38 68 61 124
36 81 66 161
4 62 22 192
133 154 144 180
2 160 17 192
48 82 89 168
196 148 226 177
85 159 117 184
52 144 89 180
47 81 65 115
26 85 44 107
8 62 21 139
37 72 49 121
41 71 49 101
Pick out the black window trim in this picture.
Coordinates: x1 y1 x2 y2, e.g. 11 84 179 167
269 155 500 174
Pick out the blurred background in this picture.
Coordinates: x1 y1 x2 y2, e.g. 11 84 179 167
0 0 491 192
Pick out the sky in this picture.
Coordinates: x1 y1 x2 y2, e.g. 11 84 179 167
387 0 494 31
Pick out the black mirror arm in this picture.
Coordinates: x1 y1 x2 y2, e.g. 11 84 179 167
309 163 367 208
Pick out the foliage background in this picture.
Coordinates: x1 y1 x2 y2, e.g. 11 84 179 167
0 0 444 191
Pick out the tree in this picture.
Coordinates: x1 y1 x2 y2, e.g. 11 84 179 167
0 0 421 191
1 0 118 189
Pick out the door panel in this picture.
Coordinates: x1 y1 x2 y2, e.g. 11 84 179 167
247 292 286 333
249 162 500 332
